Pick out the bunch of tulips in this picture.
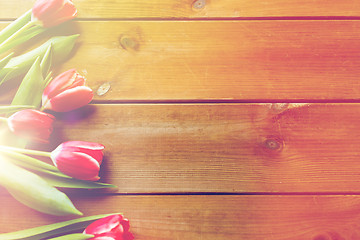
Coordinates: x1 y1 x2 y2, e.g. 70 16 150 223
0 0 134 239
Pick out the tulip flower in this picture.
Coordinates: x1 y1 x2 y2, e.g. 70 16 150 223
6 109 55 143
51 141 104 181
42 69 94 112
84 214 134 240
32 0 77 28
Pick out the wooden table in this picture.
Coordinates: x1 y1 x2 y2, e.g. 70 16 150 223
2 1 360 239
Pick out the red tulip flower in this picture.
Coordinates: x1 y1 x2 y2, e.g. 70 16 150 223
32 0 77 28
51 141 104 181
84 214 134 240
42 69 93 112
7 109 55 143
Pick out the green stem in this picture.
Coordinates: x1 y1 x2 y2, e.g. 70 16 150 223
0 9 31 43
0 21 36 54
0 117 8 123
0 145 51 157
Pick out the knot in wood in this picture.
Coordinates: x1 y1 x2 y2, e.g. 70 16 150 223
313 235 331 240
97 82 111 96
262 136 283 153
312 232 345 240
270 103 289 114
192 0 206 10
119 36 139 51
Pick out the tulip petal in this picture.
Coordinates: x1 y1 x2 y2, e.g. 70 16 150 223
59 141 105 164
66 147 103 164
44 85 93 112
7 109 55 143
52 151 100 181
84 215 122 235
43 68 77 100
62 141 105 150
32 0 77 28
48 1 77 27
32 0 63 18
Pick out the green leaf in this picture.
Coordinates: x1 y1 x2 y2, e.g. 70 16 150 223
0 213 119 240
11 57 44 108
0 149 60 173
47 234 95 240
0 53 14 70
0 149 117 189
0 105 34 114
0 9 31 43
0 34 79 85
40 171 118 189
0 155 82 216
40 43 52 78
0 25 46 55
44 71 53 87
0 67 17 84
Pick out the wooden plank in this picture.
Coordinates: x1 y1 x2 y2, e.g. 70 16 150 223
8 20 357 102
2 194 360 239
3 20 360 101
1 0 360 19
27 103 360 193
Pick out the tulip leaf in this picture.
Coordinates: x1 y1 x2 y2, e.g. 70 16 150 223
0 67 17 84
0 34 79 86
0 53 14 70
47 234 95 240
0 9 31 43
0 149 60 173
11 57 44 108
0 213 119 240
40 44 52 78
0 149 117 189
0 25 46 55
0 105 34 114
44 72 53 87
0 155 82 216
39 172 118 189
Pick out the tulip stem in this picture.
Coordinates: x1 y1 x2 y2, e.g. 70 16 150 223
0 145 51 157
0 20 36 54
0 116 8 123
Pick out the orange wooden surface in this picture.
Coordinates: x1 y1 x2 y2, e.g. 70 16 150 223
0 0 360 19
50 103 360 193
3 193 360 240
1 0 360 239
3 20 360 101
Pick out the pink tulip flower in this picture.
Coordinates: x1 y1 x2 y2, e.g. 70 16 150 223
84 214 134 240
7 109 55 143
32 0 77 28
42 69 93 112
51 141 104 181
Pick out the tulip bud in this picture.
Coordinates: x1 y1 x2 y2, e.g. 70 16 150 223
32 0 77 28
7 109 55 143
51 141 104 181
42 69 94 112
83 214 134 240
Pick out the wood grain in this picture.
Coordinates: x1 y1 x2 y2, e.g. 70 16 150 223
19 103 355 193
0 0 360 19
2 194 360 240
35 20 360 101
2 20 360 102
